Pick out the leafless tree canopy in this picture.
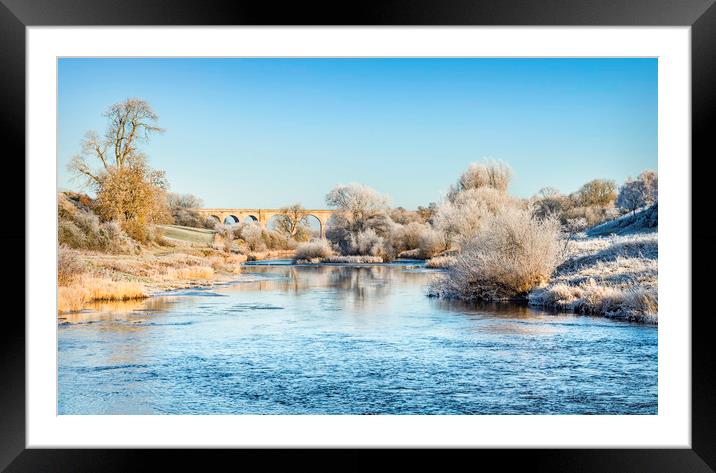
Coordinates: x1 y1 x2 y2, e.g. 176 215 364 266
167 193 204 209
69 98 164 187
274 204 310 236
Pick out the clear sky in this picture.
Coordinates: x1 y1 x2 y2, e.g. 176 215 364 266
57 58 657 209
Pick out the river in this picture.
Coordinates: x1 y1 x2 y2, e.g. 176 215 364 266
58 261 658 414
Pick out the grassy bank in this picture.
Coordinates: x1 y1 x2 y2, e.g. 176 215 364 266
57 241 248 313
57 226 302 314
427 204 658 323
528 231 657 323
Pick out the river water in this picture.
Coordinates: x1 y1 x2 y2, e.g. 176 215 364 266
58 261 658 414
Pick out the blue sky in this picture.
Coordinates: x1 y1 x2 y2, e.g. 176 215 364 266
57 58 657 209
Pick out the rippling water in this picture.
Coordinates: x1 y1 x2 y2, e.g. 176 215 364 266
58 261 657 414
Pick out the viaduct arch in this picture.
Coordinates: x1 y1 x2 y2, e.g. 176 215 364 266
191 208 335 238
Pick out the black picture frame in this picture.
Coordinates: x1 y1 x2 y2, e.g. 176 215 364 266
2 0 714 470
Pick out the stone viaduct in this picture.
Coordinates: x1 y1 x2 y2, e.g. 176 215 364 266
190 208 335 238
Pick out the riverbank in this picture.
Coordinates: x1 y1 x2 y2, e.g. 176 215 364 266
527 231 657 323
57 230 296 313
59 262 658 415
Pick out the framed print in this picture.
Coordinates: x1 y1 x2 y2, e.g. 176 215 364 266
3 0 715 470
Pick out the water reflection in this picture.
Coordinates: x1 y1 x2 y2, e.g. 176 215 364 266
58 263 658 415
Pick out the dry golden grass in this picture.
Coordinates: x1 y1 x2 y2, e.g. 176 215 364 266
85 277 147 301
55 232 297 313
209 254 246 273
164 265 215 280
57 286 90 313
58 276 147 313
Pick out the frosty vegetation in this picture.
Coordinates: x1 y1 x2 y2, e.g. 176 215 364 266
283 159 659 323
528 231 658 323
418 159 658 323
58 97 658 323
429 207 561 301
294 239 333 263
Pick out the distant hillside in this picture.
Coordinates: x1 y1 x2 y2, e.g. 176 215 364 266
587 203 657 237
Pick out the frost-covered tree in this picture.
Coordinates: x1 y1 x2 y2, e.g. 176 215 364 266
532 187 568 219
167 193 212 228
617 171 658 215
213 223 234 252
638 170 658 203
447 159 513 200
325 184 393 255
167 193 203 209
433 187 521 249
326 183 390 229
239 223 266 252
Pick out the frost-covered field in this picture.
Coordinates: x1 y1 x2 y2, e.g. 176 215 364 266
528 232 657 323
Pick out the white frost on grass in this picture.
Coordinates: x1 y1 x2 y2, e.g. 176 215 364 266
529 232 658 323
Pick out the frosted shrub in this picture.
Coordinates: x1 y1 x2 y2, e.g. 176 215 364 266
323 255 383 263
561 204 619 228
238 223 266 252
449 159 513 197
294 239 333 260
57 245 85 286
352 228 386 257
213 223 234 252
391 222 426 252
389 207 424 225
433 187 522 249
58 193 137 254
426 255 457 269
416 227 446 258
172 208 214 229
430 207 561 301
389 222 443 258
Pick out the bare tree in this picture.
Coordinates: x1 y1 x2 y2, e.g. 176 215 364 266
69 98 164 186
532 187 567 219
274 204 310 237
167 193 204 209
